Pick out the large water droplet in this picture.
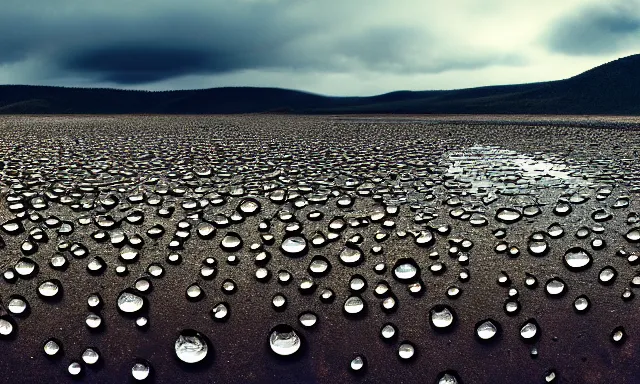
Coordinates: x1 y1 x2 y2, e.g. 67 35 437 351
281 236 308 256
598 266 617 285
430 305 455 330
117 290 144 313
43 338 62 357
563 247 592 271
131 360 151 381
545 278 566 296
437 371 462 384
220 233 243 251
495 208 522 224
339 246 363 265
269 325 301 356
520 319 539 342
344 296 365 315
175 330 209 363
393 259 419 281
476 319 499 341
38 280 61 298
350 355 365 372
398 342 415 360
625 228 640 243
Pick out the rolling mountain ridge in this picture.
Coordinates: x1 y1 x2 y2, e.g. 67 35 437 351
1 54 639 114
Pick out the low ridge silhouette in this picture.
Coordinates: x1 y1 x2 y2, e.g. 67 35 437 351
1 54 639 114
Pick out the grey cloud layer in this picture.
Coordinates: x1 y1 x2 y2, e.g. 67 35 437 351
545 1 640 55
0 1 516 84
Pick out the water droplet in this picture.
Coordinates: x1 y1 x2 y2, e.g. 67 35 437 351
497 271 511 286
622 288 634 301
520 319 539 342
414 230 435 247
625 228 640 243
38 279 61 298
272 294 287 310
430 305 455 330
299 312 317 328
85 313 102 329
175 330 209 363
380 323 397 340
611 326 626 344
553 202 572 216
82 347 100 364
196 222 216 239
238 198 260 216
344 296 365 315
547 223 564 238
564 247 592 271
15 257 38 277
43 338 62 357
504 300 521 316
220 232 243 251
8 296 28 315
476 319 499 341
281 236 308 256
339 246 363 266
349 275 366 291
545 278 566 296
117 290 144 313
186 283 204 301
446 286 462 299
544 369 557 383
68 361 82 376
136 317 149 328
598 266 617 285
574 295 590 312
525 273 538 288
398 342 415 360
131 360 151 381
495 208 522 224
437 371 462 384
269 325 301 356
591 209 612 222
393 259 419 281
308 256 331 276
350 355 365 372
528 240 548 256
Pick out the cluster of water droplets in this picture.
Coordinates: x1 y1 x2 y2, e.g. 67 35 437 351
1 116 640 382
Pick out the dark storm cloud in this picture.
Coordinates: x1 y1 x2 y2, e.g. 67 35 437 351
64 46 234 84
0 0 512 85
545 1 640 55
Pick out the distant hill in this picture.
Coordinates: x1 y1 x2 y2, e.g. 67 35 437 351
1 54 640 115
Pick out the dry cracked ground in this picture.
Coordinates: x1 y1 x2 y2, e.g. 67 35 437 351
1 115 640 383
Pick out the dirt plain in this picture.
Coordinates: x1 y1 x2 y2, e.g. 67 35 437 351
1 115 640 383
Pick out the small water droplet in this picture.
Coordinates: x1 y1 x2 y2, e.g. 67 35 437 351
398 342 416 360
476 319 499 341
545 278 566 296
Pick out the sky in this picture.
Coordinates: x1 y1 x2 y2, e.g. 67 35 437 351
0 0 639 96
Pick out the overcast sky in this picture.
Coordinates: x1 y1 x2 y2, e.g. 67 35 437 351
0 0 639 95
